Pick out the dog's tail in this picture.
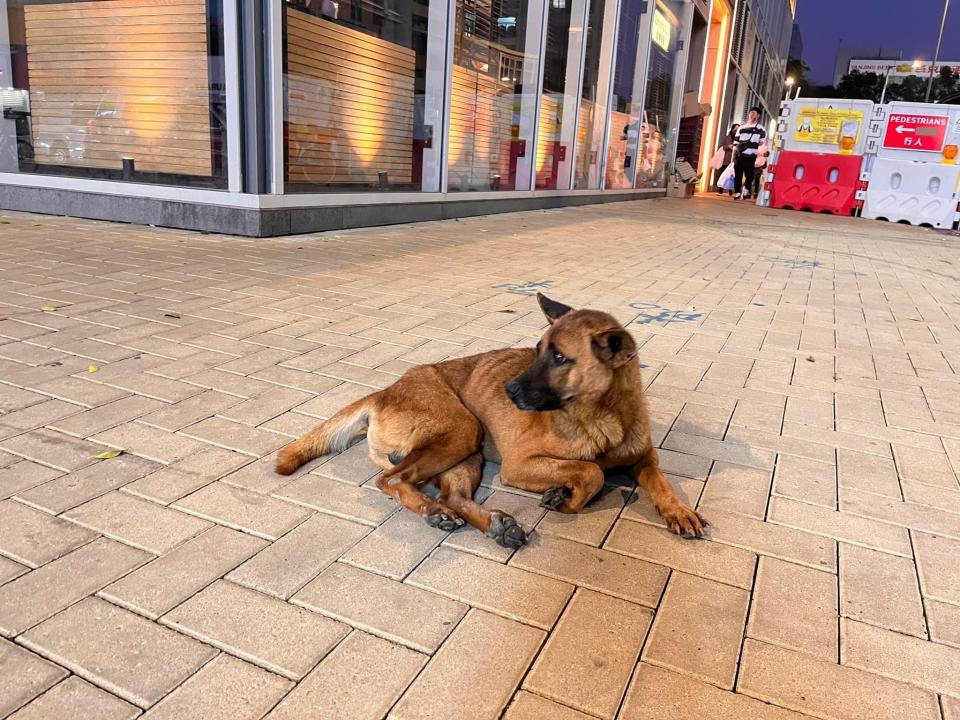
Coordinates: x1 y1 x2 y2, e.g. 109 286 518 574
275 394 376 475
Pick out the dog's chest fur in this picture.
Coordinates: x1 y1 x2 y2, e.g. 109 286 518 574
554 409 627 458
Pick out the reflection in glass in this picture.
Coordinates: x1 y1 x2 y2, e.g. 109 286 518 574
447 0 542 191
534 0 582 189
283 0 443 192
573 0 608 189
605 0 646 188
2 0 227 187
637 0 683 188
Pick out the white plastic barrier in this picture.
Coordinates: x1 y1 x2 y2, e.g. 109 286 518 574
860 101 960 228
861 159 960 228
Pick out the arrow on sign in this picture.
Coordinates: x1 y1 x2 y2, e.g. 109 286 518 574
896 125 916 134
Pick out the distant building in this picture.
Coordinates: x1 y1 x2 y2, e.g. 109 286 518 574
833 46 901 86
789 22 802 60
846 58 960 78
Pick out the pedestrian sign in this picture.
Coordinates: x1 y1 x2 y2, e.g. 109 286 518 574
881 114 948 152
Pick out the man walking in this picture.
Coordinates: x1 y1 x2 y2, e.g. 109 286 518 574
732 106 766 200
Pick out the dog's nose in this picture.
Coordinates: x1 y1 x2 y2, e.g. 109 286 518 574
505 380 521 398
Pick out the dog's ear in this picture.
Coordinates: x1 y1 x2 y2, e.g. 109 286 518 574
592 329 637 368
537 293 573 324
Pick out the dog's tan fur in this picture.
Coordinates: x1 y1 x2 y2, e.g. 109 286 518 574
276 294 706 547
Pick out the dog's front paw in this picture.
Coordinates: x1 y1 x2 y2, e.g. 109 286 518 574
659 502 708 538
488 511 527 549
424 506 464 532
541 486 572 511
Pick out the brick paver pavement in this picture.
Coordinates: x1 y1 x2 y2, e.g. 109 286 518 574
1 197 959 719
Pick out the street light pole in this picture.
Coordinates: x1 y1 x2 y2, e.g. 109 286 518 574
880 66 892 104
925 0 951 102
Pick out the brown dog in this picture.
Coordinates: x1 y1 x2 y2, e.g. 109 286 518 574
275 294 706 547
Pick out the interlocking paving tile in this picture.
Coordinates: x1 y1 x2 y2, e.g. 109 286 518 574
0 498 95 567
9 676 140 720
0 555 27 585
503 692 595 720
101 525 267 619
265 631 425 720
226 512 369 599
523 589 651 718
275 473 398 526
162 580 349 680
926 598 960 648
841 618 960 697
605 518 756 589
0 638 67 718
699 462 774 518
19 597 216 709
621 663 809 720
905 530 960 605
767 495 912 557
510 534 668 606
738 638 940 720
0 428 103 472
0 537 150 636
91 422 210 465
140 655 292 720
17 454 159 513
693 505 837 571
64 491 211 555
642 572 750 689
292 562 467 653
340 507 450 580
48 394 166 439
839 543 927 637
173 481 312 540
0 461 62 500
406 546 573 630
391 609 544 720
123 447 251 504
179 416 288 457
747 556 838 660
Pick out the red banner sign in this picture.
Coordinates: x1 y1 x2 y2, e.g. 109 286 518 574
882 114 949 151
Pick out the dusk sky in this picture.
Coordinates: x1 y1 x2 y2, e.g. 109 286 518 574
795 0 960 84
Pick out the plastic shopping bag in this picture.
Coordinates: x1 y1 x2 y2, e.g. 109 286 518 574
710 147 725 170
717 162 735 190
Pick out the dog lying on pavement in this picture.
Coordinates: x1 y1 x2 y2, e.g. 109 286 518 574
276 293 707 547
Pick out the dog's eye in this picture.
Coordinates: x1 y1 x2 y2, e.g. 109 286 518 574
551 350 569 366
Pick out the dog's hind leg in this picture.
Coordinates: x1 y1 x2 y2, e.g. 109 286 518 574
374 438 476 531
437 453 527 548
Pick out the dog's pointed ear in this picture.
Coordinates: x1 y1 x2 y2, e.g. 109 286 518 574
537 293 573 324
592 329 637 368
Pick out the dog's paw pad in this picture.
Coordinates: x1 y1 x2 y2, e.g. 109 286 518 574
425 511 462 532
488 511 527 549
541 486 572 510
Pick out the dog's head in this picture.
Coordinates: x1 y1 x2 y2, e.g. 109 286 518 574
505 293 638 412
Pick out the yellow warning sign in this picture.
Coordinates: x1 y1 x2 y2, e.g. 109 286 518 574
794 108 864 154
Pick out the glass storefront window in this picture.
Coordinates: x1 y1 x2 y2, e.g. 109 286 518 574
636 0 684 188
446 0 544 191
572 0 609 189
1 0 228 188
283 0 446 193
534 0 585 190
605 0 645 189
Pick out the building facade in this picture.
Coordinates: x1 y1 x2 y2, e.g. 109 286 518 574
690 0 793 190
0 0 790 235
